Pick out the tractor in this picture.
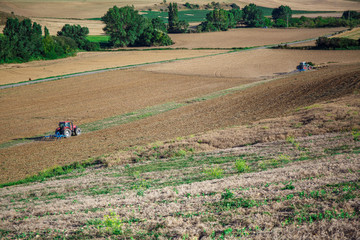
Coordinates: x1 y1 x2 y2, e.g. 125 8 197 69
297 62 313 71
55 121 81 138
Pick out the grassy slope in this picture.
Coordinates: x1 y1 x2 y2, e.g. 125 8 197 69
0 130 358 238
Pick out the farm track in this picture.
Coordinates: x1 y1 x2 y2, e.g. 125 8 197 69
0 63 359 184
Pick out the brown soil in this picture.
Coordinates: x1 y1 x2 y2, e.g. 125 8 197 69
169 27 346 49
142 49 360 78
0 69 244 143
0 62 359 184
0 50 224 85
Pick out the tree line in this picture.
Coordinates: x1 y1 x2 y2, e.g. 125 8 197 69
0 18 99 64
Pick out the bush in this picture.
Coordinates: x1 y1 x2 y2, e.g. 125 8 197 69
204 166 224 179
235 159 250 173
102 6 173 47
57 24 99 51
316 36 360 49
198 8 236 32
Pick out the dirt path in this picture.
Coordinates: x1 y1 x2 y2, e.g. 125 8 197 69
0 63 359 184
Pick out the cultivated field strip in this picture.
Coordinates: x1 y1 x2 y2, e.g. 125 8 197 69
0 132 359 238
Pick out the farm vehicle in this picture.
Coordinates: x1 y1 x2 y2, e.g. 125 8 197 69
296 62 314 72
297 62 313 71
55 121 81 138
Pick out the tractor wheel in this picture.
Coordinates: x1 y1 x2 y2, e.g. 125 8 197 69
64 129 71 138
75 128 81 136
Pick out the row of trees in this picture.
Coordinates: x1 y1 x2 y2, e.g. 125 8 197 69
316 36 360 50
0 17 104 63
0 18 79 63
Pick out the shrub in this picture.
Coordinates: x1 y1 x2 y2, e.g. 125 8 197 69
103 211 123 235
221 189 234 199
235 159 250 173
204 166 224 178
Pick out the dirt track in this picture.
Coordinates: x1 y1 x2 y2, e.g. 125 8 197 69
0 63 359 184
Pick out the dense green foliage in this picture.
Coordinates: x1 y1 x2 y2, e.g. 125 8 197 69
0 18 77 64
197 8 235 32
242 3 265 27
168 3 189 33
342 10 360 20
57 24 99 50
316 36 360 49
184 2 199 9
272 5 292 27
289 15 359 28
101 6 173 47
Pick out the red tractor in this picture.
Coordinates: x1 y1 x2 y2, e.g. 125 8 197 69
55 121 81 138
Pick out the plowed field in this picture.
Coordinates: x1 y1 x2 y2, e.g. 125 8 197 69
168 28 346 49
0 50 224 85
0 62 359 184
143 49 360 78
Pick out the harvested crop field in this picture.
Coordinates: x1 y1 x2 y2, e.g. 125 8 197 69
142 49 360 79
0 0 358 19
169 27 346 49
30 17 105 36
0 50 224 85
237 0 360 11
0 62 359 184
0 123 359 238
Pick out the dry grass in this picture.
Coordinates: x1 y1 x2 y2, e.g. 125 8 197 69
0 130 358 238
331 27 360 40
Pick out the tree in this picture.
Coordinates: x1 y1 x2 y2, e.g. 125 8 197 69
2 18 43 61
57 24 97 50
198 9 236 32
135 18 173 46
168 2 188 33
242 3 264 27
342 10 360 20
272 5 292 27
229 8 242 24
102 6 146 47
